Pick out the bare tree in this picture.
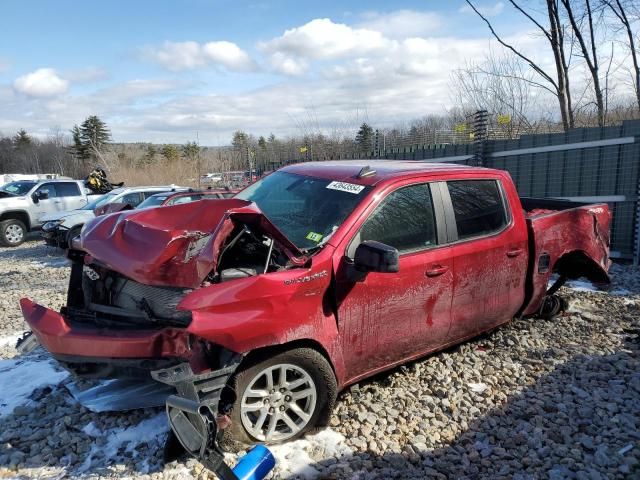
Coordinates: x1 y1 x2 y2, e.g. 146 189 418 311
601 0 640 110
452 53 545 138
561 0 607 126
465 0 575 130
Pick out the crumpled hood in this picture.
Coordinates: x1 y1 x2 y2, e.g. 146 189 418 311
78 199 305 288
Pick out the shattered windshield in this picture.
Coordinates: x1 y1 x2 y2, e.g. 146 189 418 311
0 181 37 196
236 171 371 250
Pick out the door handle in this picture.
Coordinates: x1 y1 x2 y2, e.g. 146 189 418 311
507 248 523 258
426 265 449 277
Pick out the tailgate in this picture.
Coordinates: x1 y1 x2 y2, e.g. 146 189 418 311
521 199 611 316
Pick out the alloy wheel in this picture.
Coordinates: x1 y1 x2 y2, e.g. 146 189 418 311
240 363 317 442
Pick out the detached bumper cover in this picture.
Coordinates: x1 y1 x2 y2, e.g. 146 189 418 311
19 298 192 359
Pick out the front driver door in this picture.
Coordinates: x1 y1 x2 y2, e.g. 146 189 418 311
334 182 453 382
32 183 61 226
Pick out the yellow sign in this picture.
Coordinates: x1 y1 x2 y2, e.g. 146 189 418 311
497 114 511 125
299 146 308 153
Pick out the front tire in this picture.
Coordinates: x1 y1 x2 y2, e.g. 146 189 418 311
0 219 27 247
64 226 82 249
224 348 336 448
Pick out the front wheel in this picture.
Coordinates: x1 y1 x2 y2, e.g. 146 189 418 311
0 219 27 247
224 348 337 447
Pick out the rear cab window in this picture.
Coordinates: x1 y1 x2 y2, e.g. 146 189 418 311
56 182 81 197
446 179 509 241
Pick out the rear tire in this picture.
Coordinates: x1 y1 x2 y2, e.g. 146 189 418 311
0 219 27 247
222 348 337 450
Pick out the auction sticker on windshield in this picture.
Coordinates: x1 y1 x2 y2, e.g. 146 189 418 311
306 232 323 242
326 181 365 194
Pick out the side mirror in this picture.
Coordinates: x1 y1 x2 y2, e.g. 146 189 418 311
31 193 39 204
34 191 49 202
353 240 399 273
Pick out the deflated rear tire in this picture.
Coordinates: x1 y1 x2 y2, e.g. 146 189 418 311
0 219 27 247
222 348 336 450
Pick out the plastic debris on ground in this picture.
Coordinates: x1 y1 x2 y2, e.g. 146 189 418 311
66 377 175 412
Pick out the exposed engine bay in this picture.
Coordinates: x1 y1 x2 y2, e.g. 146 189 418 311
65 220 297 330
212 225 291 283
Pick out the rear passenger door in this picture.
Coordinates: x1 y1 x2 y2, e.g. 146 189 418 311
56 182 85 210
443 179 527 340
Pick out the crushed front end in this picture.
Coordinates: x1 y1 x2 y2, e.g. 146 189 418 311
21 199 307 473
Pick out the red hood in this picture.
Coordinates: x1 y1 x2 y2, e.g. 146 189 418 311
78 199 306 288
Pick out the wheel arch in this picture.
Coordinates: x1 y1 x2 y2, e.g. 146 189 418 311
0 210 31 230
239 338 339 386
552 249 610 284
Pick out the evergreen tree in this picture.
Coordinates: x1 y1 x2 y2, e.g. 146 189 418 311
182 141 200 162
13 129 31 148
143 144 156 164
232 131 249 149
70 115 111 163
161 144 180 163
355 123 374 152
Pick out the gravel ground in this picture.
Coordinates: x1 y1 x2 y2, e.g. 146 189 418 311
0 237 638 479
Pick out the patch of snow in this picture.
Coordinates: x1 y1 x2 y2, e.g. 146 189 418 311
565 280 601 293
269 428 352 479
0 333 22 348
0 357 69 415
468 382 488 393
82 421 101 437
610 287 632 296
34 257 70 268
78 413 169 473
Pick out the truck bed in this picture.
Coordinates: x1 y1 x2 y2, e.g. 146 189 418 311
519 197 611 316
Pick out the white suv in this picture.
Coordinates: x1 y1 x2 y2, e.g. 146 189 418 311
40 185 183 248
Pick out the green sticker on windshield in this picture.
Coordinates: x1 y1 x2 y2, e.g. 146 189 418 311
306 232 323 243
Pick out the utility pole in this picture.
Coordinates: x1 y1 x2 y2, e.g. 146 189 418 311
196 131 201 189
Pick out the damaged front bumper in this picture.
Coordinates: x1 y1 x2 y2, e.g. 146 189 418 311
20 298 193 367
152 359 242 474
20 297 245 474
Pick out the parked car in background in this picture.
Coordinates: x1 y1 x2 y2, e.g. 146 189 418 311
40 185 182 248
136 187 240 210
0 179 99 247
20 161 611 464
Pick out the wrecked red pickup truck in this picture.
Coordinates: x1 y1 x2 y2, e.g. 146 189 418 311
21 161 610 462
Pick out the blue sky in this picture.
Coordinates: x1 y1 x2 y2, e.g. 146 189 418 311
0 1 538 144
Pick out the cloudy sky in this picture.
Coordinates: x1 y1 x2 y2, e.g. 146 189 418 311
0 0 542 144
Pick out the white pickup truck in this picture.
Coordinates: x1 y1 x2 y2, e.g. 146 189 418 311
0 179 98 247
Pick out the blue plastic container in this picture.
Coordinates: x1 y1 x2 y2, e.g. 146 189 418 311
232 444 276 480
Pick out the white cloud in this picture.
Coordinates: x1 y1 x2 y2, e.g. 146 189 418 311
64 67 109 83
459 2 505 17
144 40 256 72
13 68 69 97
356 10 442 38
259 18 391 61
202 41 256 72
267 52 308 76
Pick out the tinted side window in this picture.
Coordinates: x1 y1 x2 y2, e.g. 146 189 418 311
447 180 508 240
358 184 437 254
35 183 57 198
56 182 80 197
120 192 143 207
168 194 203 205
